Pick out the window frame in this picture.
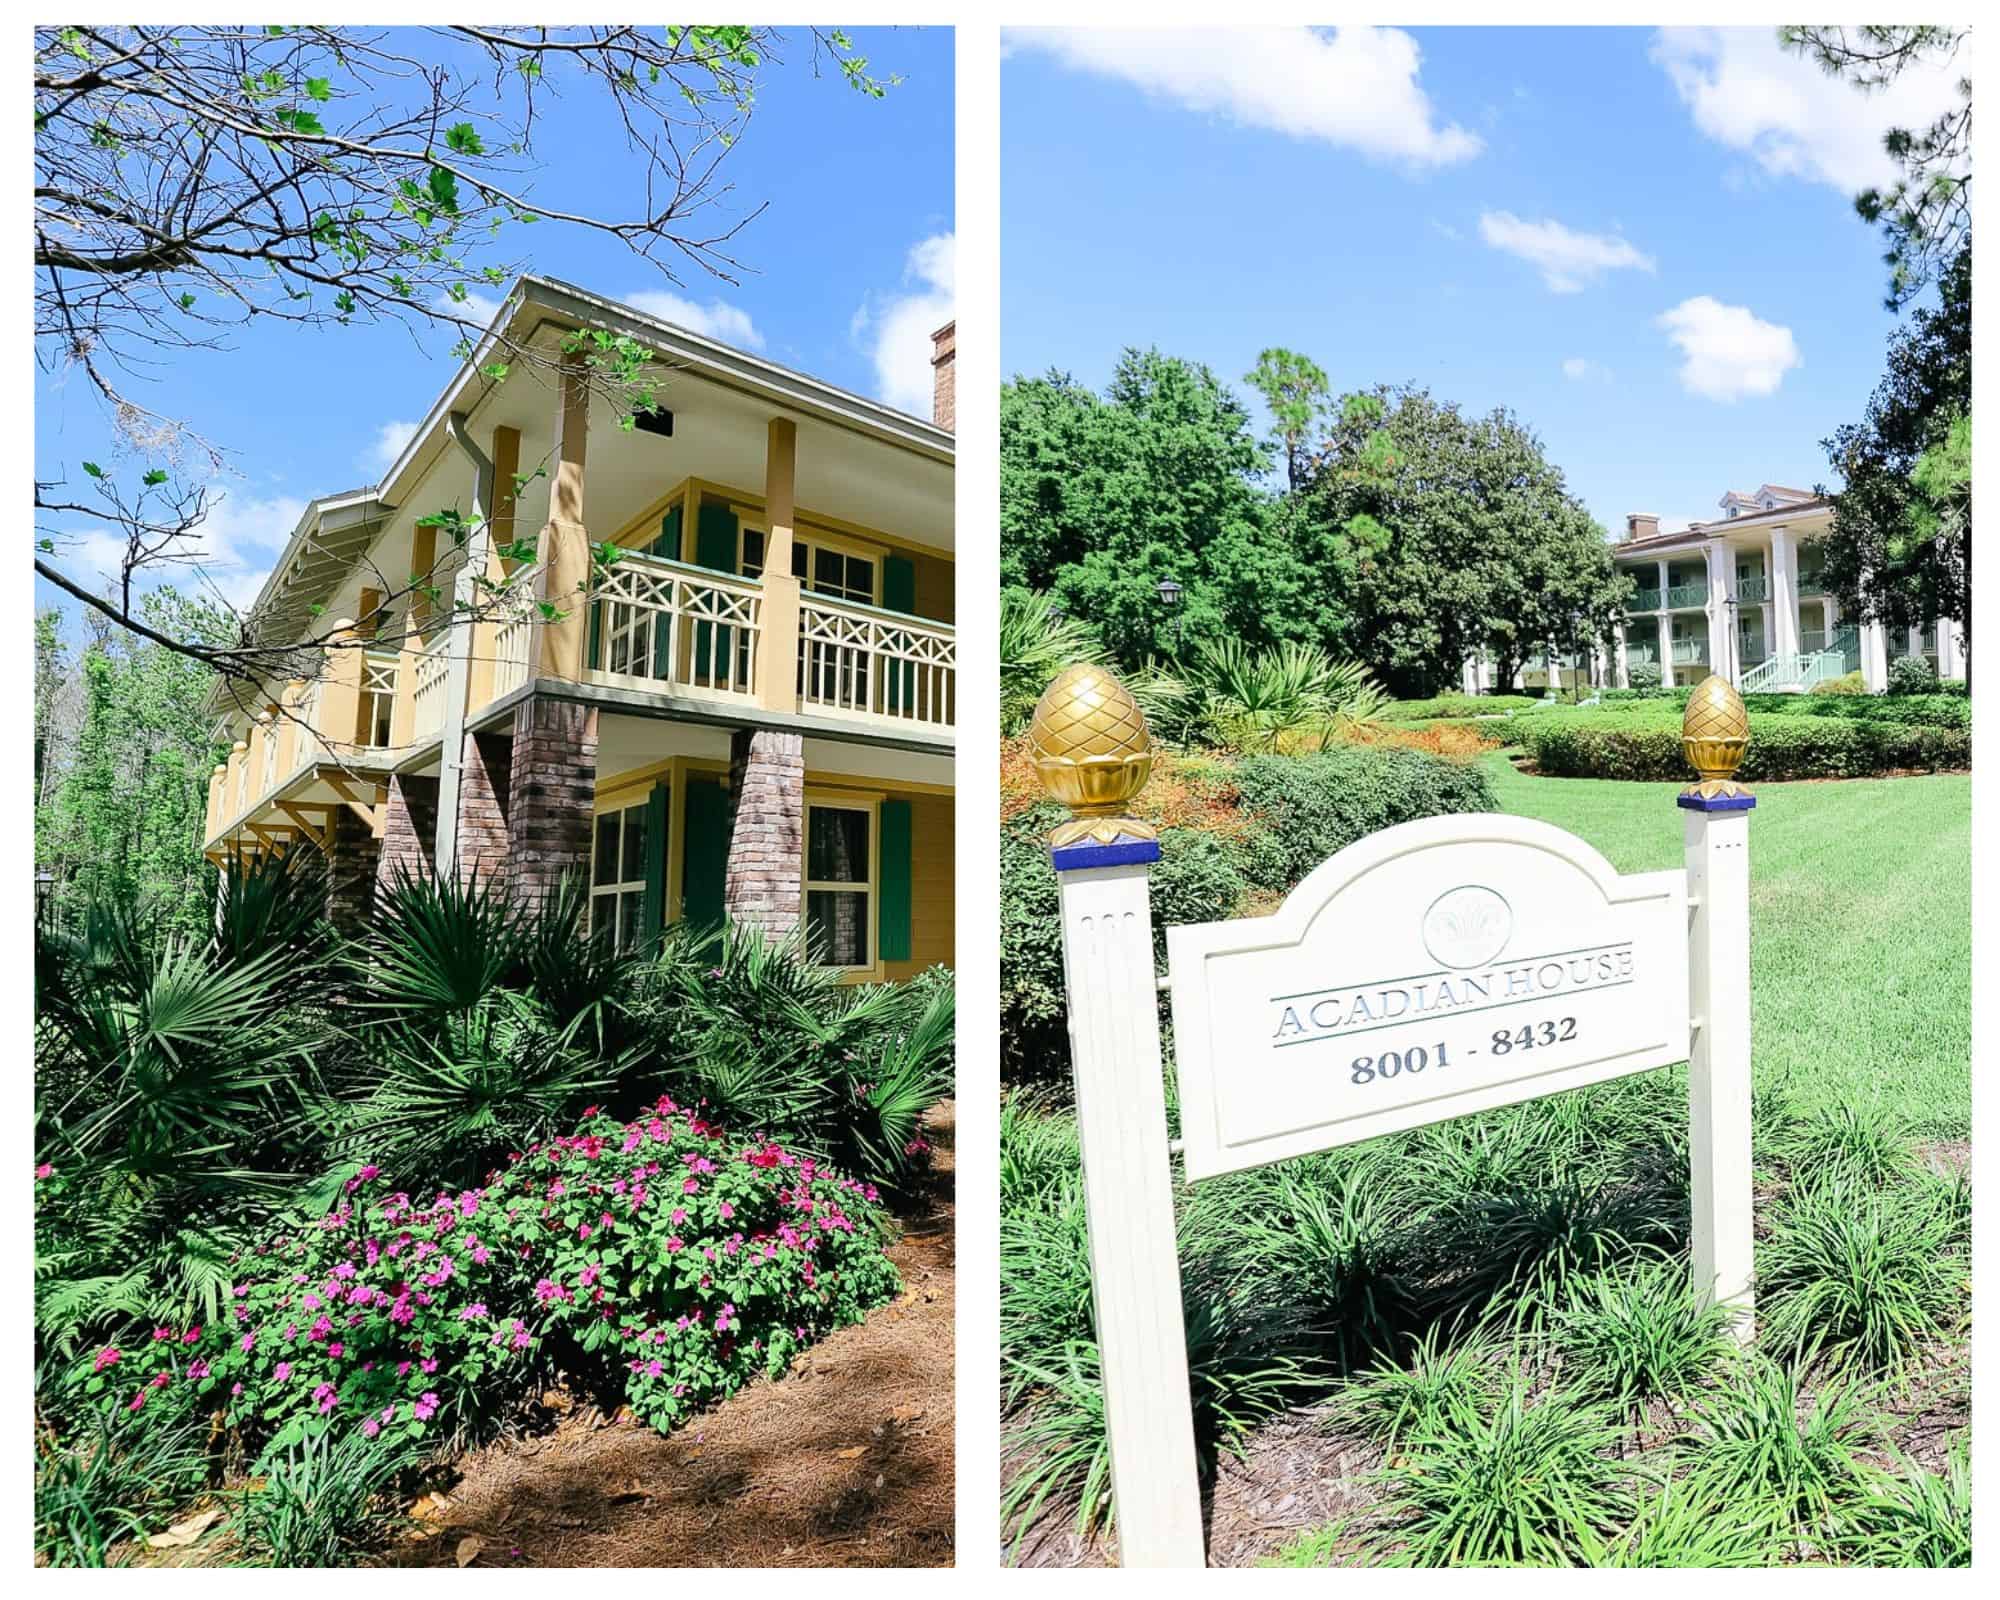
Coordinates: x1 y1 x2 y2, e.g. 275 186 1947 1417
738 521 885 607
587 798 654 954
800 792 881 977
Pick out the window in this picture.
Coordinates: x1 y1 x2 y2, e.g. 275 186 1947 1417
803 801 873 971
741 528 879 604
359 654 397 747
589 800 653 952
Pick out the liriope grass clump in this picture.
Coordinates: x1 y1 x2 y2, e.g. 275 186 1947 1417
1758 1174 1967 1373
1550 1250 1733 1411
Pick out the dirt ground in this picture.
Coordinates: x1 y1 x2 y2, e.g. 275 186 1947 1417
392 1101 955 1569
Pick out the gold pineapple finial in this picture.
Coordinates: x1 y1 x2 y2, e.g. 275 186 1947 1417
1681 673 1752 799
1029 662 1159 847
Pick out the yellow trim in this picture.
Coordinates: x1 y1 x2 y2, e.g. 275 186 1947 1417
802 789 883 981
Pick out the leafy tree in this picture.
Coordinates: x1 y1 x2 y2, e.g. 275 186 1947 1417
37 590 236 939
1297 387 1628 696
1781 26 1971 309
1000 351 1314 665
1245 346 1332 491
1815 245 1970 660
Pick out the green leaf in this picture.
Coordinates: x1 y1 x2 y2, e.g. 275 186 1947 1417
81 461 104 479
304 76 332 102
444 122 484 157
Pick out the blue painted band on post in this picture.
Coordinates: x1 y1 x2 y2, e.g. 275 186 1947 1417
1676 792 1757 813
1050 837 1163 872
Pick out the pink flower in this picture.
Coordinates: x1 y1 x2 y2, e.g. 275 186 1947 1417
93 1347 121 1371
274 1362 293 1382
413 1392 439 1422
34 1163 53 1180
182 1327 201 1345
363 1418 381 1437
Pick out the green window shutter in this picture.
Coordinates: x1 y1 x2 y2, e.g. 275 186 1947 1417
654 503 684 560
587 593 603 671
878 798 912 964
883 555 918 714
692 503 739 681
681 776 728 929
694 502 737 570
640 781 669 949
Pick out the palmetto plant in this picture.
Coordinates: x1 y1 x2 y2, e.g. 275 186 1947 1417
35 862 330 1348
1178 637 1387 753
1000 587 1109 736
329 869 642 1191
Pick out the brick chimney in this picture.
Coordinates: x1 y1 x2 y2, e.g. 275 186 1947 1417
930 320 955 432
1625 513 1660 543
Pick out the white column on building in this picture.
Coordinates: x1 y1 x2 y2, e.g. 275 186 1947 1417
1768 527 1801 660
1656 609 1674 686
1862 619 1890 692
1615 622 1630 689
1937 618 1960 679
1461 655 1480 696
1704 544 1734 684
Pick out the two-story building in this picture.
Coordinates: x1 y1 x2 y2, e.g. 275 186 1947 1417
201 277 954 982
1466 483 1964 695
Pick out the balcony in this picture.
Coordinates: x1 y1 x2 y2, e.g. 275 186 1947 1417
1670 637 1708 664
1799 572 1828 596
1735 576 1769 603
1799 627 1829 655
1628 587 1662 613
579 552 956 736
1624 641 1658 665
1665 581 1709 609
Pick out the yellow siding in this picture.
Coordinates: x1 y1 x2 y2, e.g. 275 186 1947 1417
883 790 953 982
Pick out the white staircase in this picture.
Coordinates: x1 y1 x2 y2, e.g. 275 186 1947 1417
1738 650 1846 694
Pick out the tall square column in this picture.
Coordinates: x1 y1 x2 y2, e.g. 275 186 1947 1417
724 728 804 940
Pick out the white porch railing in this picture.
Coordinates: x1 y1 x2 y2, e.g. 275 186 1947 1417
289 679 324 777
1740 649 1846 694
1671 637 1707 664
798 593 956 731
490 570 541 703
359 651 399 749
411 632 452 743
586 554 762 700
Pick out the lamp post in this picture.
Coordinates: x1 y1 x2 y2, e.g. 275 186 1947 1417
1156 576 1184 657
1723 595 1739 686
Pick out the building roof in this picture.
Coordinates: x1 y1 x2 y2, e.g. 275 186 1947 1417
1613 493 1833 561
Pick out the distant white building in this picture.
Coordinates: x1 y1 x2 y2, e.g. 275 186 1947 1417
1464 484 1963 695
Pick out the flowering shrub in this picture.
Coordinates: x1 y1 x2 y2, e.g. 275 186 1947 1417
54 1099 900 1450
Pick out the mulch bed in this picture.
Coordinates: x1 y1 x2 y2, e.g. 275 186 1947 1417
388 1101 956 1569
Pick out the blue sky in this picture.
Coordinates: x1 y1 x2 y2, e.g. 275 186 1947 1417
36 25 952 617
1001 25 1964 540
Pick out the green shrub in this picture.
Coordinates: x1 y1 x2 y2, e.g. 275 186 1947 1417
1230 747 1494 891
1887 653 1940 695
1383 693 1538 722
1742 692 1967 730
1519 711 1969 781
1626 662 1662 694
53 1102 901 1458
1550 1251 1732 1408
228 1428 415 1567
1830 1448 1971 1567
1000 802 1245 1082
1811 670 1866 696
1937 676 1968 697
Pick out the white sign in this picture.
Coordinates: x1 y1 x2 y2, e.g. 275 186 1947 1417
1167 814 1689 1182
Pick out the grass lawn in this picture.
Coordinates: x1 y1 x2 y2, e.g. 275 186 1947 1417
1482 753 1970 1138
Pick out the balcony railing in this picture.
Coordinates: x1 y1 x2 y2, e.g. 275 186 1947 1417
1799 627 1829 655
491 573 540 703
1624 641 1657 665
411 632 453 744
1665 581 1709 609
586 554 763 700
1628 587 1662 613
1735 576 1769 603
798 593 957 731
1671 637 1708 664
1799 572 1828 596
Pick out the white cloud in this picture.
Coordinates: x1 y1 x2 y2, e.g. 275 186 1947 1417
47 486 304 617
433 289 505 327
1656 296 1802 402
623 290 764 351
1006 26 1481 168
855 233 955 420
364 420 419 474
1652 26 1969 195
1561 356 1611 383
1478 211 1655 293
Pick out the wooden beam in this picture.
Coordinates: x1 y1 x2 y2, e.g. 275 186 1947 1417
247 821 295 853
321 770 383 831
276 801 328 849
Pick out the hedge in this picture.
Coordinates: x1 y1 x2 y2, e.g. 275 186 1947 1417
1740 692 1968 730
1000 745 1497 1082
1520 712 1970 782
1382 692 1540 722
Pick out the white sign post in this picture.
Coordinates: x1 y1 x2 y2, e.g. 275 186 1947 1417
1036 667 1756 1567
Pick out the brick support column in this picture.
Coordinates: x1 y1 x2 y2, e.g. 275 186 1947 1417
724 728 804 940
325 805 382 938
376 773 440 893
456 729 513 892
506 696 597 918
